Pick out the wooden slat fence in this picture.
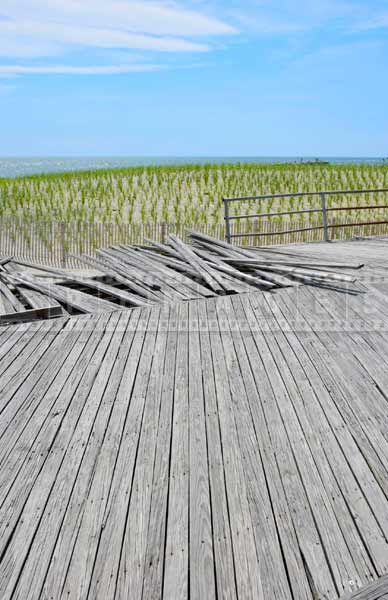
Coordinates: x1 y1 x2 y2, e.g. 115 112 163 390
0 217 387 268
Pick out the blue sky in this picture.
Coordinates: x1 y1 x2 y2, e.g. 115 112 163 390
0 0 387 157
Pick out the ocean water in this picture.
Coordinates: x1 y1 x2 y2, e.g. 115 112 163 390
0 156 386 178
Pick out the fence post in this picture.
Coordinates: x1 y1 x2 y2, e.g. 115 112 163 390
60 221 66 268
320 193 330 242
161 222 168 243
223 198 231 243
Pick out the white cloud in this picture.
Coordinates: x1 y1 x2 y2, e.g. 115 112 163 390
227 11 305 35
226 0 368 34
0 64 163 75
3 0 382 79
0 37 62 59
0 1 236 74
0 20 209 55
0 1 236 36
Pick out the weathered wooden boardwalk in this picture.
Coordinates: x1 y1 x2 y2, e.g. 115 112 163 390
1 238 388 599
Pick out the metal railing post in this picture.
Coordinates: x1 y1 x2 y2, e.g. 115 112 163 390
223 198 231 243
320 193 330 242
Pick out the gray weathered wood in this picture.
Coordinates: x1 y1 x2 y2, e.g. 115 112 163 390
168 234 226 293
163 302 190 599
0 305 63 325
0 236 388 599
9 273 120 313
341 574 388 599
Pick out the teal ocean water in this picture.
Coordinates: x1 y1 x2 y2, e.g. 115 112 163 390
0 156 386 178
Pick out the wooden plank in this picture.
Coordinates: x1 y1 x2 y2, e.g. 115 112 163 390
193 246 276 289
0 320 66 413
224 294 314 599
246 289 384 590
0 235 387 599
0 280 25 314
289 286 388 475
141 245 190 265
189 229 361 286
273 288 388 501
116 304 170 598
194 245 297 287
111 246 189 300
0 290 15 314
0 321 46 372
0 305 63 325
63 274 151 307
97 248 163 293
0 278 25 311
0 313 117 598
0 314 102 467
143 238 182 260
190 237 244 259
16 285 62 309
176 242 244 293
81 252 162 301
10 259 73 277
0 318 91 471
214 295 298 599
224 258 364 269
140 249 215 296
0 256 14 267
212 271 256 294
341 574 388 599
205 297 264 599
168 234 225 293
188 229 246 253
72 307 159 599
196 299 238 599
187 301 216 599
92 252 163 302
163 302 190 599
253 294 381 585
118 245 208 299
13 263 150 308
141 303 180 599
262 291 388 578
254 263 357 283
190 235 297 287
233 292 340 598
0 323 23 353
10 273 121 313
41 309 148 598
11 311 135 600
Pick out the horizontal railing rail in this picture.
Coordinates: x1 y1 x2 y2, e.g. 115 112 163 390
223 188 388 243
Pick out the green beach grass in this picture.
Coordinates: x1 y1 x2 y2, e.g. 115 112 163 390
1 162 388 249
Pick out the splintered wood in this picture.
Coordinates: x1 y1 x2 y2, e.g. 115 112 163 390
0 230 366 324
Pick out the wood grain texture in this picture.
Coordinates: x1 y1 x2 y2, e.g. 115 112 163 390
0 237 388 599
341 574 388 599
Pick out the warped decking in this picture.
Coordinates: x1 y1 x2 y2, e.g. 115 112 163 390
1 239 388 599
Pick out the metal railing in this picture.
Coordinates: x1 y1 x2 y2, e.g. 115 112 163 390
223 188 388 243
